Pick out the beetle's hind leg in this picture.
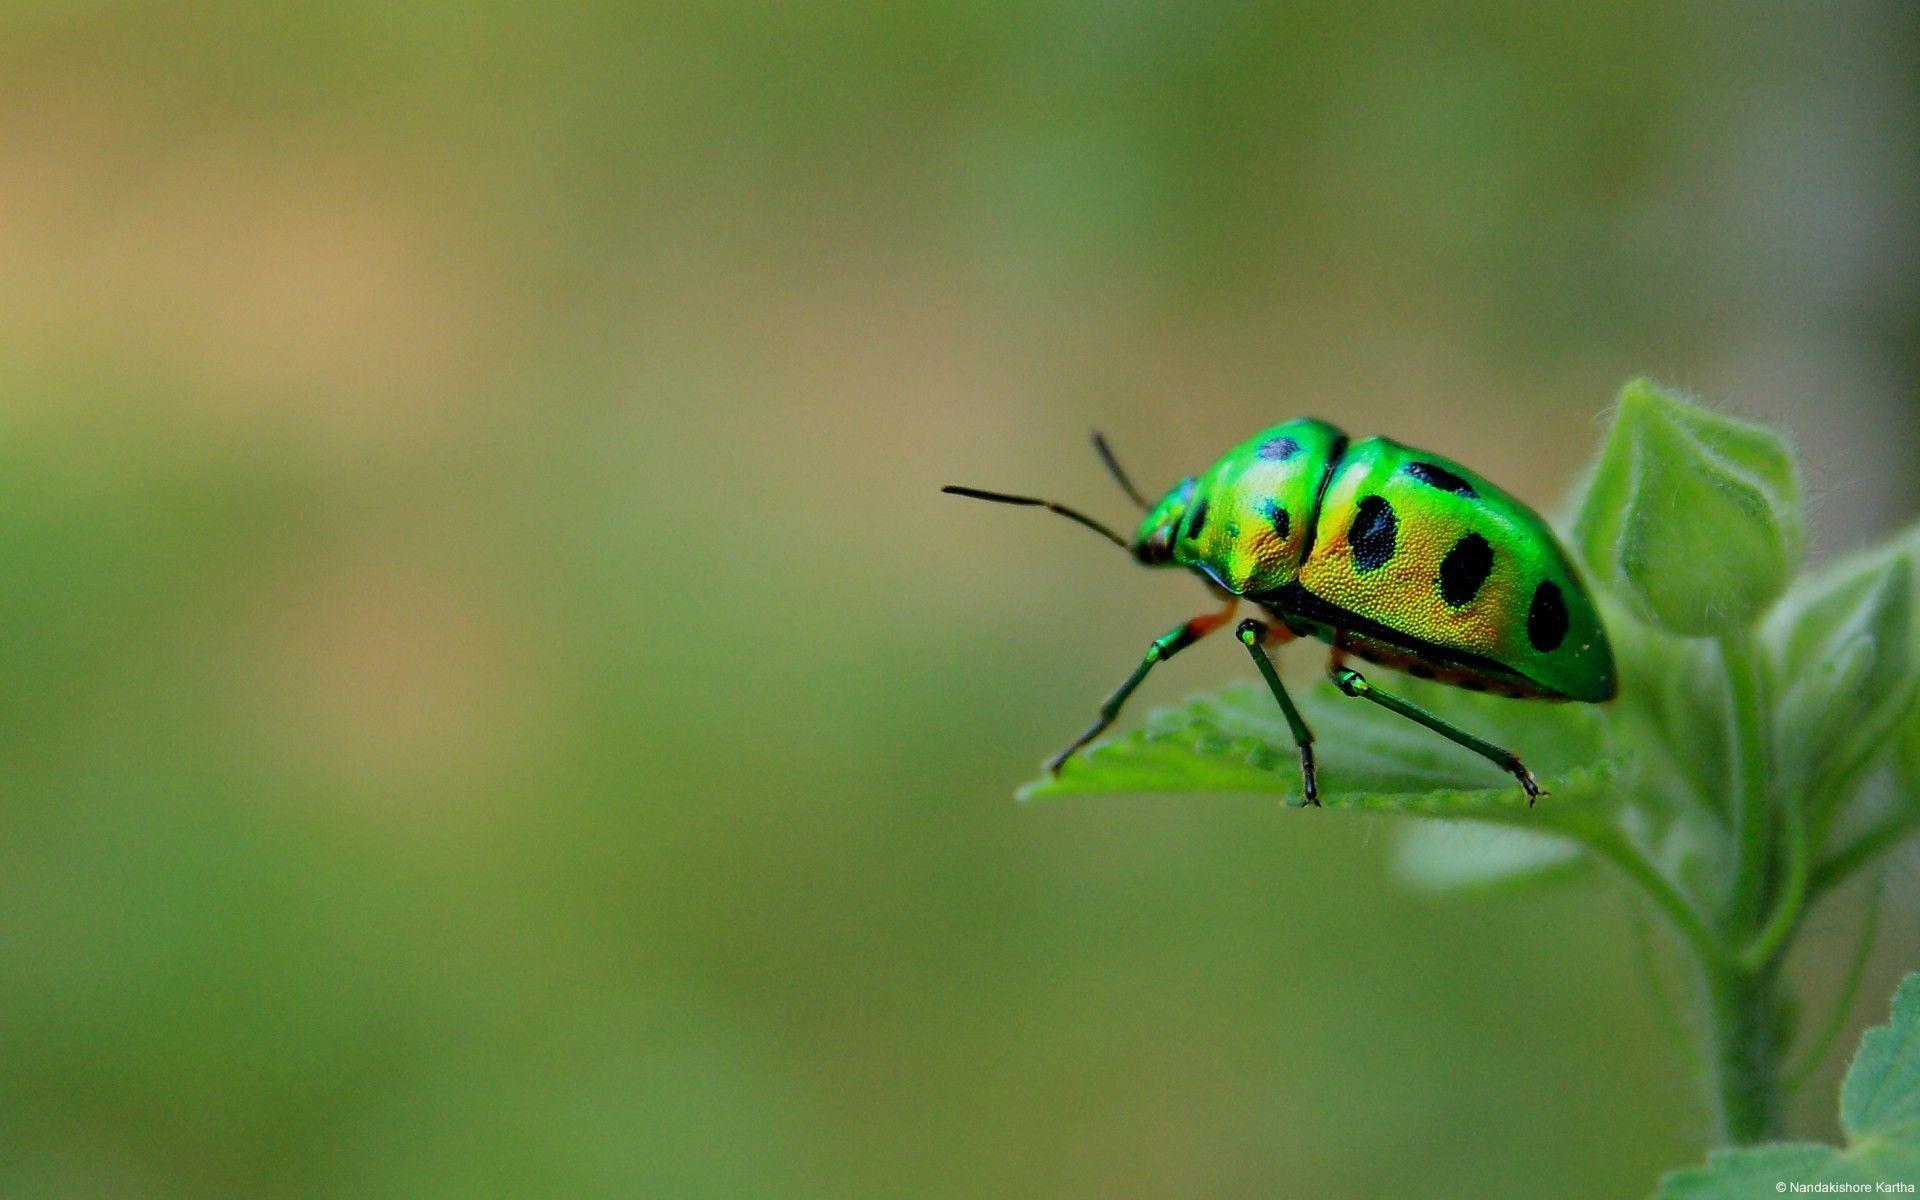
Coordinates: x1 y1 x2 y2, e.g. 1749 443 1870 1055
1328 660 1546 806
1045 599 1238 775
1235 619 1318 806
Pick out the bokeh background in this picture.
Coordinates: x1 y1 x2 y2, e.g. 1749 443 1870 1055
2 3 1916 1197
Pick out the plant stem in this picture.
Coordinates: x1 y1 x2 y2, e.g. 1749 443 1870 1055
1583 824 1724 970
1810 808 1920 903
1710 632 1786 1145
1704 962 1785 1144
1720 633 1772 928
1741 781 1807 972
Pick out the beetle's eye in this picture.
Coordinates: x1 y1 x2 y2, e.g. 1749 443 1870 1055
1139 527 1172 563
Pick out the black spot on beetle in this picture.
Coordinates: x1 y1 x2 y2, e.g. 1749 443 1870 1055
1528 580 1570 652
1459 678 1488 692
1437 532 1494 607
1258 436 1302 461
1403 461 1478 498
1348 495 1396 571
1184 497 1209 541
1408 664 1437 680
1258 498 1291 540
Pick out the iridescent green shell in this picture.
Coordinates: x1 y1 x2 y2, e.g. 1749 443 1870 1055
1144 418 1345 585
1146 422 1615 703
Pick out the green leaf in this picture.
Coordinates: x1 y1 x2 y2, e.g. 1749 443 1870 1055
1843 977 1920 1143
1390 820 1589 892
1019 679 1618 832
1896 715 1920 810
1573 379 1801 638
1654 973 1920 1197
1609 606 1732 820
1869 526 1920 814
1767 532 1920 812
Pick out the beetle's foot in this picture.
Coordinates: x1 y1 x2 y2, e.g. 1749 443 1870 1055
1299 744 1320 806
1046 714 1113 777
1512 763 1545 806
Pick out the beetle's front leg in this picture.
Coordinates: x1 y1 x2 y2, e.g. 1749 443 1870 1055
1045 600 1238 775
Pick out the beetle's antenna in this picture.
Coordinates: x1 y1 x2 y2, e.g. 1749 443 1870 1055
1091 430 1151 511
941 485 1133 554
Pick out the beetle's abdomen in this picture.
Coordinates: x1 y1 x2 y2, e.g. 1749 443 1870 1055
1174 418 1347 595
1291 437 1616 702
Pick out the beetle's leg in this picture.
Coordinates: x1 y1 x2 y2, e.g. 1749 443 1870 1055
1235 619 1318 807
1045 600 1238 775
1328 662 1546 805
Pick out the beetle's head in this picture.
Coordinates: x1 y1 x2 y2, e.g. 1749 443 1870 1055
1133 477 1196 565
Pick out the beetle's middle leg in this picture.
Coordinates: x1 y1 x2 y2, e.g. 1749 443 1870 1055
1235 619 1318 806
1327 658 1545 805
1045 598 1238 775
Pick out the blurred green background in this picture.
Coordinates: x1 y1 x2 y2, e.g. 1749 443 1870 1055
1 3 1915 1197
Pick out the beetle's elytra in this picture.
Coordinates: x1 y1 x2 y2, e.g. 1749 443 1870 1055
945 419 1616 806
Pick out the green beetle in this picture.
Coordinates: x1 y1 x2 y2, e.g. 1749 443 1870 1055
945 419 1615 805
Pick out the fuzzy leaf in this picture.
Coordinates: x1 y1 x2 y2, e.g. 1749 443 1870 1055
1573 379 1801 637
1767 535 1920 810
1390 820 1589 892
1654 973 1920 1197
1610 610 1732 822
1897 716 1920 811
1020 679 1618 833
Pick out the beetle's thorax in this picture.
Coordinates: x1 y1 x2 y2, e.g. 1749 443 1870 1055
1158 418 1350 595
